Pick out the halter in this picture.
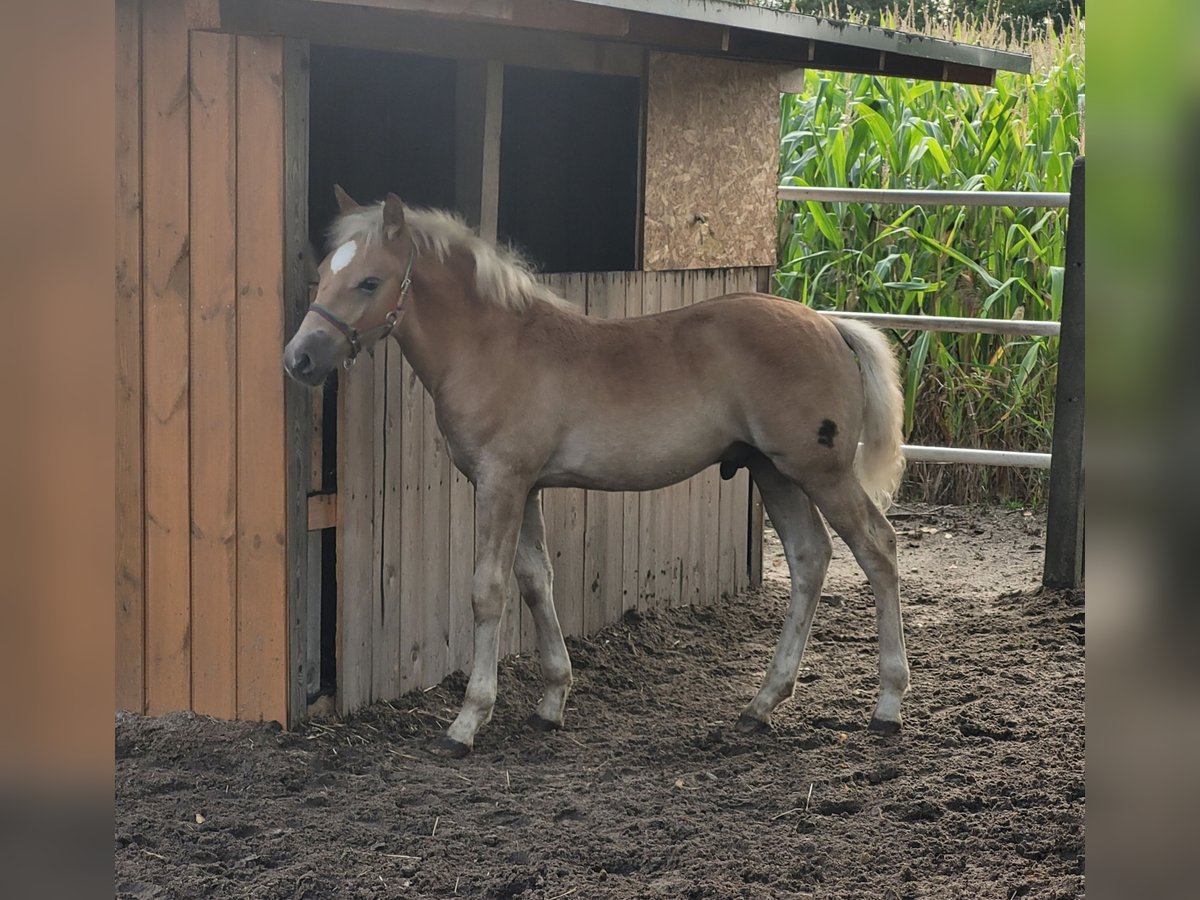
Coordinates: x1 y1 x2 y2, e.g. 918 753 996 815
310 240 417 370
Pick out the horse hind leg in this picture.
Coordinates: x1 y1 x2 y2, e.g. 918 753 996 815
735 455 832 733
514 490 573 730
799 469 910 733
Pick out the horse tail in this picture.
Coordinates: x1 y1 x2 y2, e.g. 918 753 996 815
831 317 906 511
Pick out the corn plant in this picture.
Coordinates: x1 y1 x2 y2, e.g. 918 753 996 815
776 16 1084 503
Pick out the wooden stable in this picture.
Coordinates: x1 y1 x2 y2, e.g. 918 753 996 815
115 0 1027 725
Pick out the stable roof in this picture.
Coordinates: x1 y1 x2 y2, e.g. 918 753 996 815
210 0 1030 86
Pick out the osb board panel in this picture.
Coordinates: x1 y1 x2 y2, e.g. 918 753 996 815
644 53 780 271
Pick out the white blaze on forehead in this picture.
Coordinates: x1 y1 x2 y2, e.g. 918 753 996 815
330 240 358 274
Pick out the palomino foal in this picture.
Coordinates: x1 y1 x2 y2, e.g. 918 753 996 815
284 189 910 757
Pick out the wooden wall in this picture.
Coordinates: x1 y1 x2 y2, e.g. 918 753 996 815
115 0 310 725
335 268 767 713
643 52 783 271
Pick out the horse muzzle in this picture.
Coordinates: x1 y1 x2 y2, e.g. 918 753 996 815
283 331 342 386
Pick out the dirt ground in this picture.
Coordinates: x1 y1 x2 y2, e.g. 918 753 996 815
115 503 1084 899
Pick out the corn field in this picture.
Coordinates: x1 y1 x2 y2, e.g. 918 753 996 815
775 13 1084 503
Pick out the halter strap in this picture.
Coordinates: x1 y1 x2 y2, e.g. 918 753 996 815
310 240 417 370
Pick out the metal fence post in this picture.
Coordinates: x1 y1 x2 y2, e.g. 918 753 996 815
1043 157 1085 589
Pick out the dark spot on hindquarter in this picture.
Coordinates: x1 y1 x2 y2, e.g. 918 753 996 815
817 419 838 448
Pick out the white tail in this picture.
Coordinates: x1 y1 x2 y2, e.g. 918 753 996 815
831 318 906 510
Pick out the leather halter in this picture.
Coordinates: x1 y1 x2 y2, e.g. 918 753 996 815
310 240 417 370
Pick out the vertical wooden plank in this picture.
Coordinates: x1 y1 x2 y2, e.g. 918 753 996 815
455 58 505 243
583 273 626 635
748 266 770 590
336 362 374 713
398 359 426 693
729 270 754 596
621 271 642 613
235 35 288 722
555 274 589 637
716 270 752 602
141 0 192 714
479 60 504 242
699 270 725 606
420 385 451 688
679 271 701 609
115 0 145 713
749 481 764 588
637 272 661 613
305 530 322 699
448 455 475 675
282 37 312 725
370 345 398 699
380 342 405 695
658 272 684 609
188 29 238 719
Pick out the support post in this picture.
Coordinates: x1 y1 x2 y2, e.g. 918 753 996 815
1043 157 1085 589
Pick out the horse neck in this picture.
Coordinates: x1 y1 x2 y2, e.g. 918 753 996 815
394 250 510 398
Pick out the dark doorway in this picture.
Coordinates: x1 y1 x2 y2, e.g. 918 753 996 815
308 45 458 251
498 66 641 273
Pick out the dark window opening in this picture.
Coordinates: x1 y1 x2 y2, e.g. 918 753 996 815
308 45 458 251
498 66 641 273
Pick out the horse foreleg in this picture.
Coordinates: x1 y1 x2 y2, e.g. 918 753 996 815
736 457 832 732
430 479 527 758
514 490 573 731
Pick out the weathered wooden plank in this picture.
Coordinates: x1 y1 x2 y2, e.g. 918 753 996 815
235 35 289 722
700 269 726 606
583 273 626 634
658 272 684 609
621 272 643 613
370 344 398 699
421 380 451 688
381 342 405 694
715 270 750 602
448 440 476 674
305 530 323 699
307 493 338 531
337 360 375 713
728 269 755 596
188 29 239 719
282 37 312 725
142 0 192 714
556 273 589 636
115 0 145 714
637 271 661 613
398 357 426 693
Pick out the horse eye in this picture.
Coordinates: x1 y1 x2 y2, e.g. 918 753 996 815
357 277 381 294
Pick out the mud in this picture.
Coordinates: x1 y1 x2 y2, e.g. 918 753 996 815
116 504 1084 898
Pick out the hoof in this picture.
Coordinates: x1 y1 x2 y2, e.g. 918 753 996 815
427 734 472 758
867 716 902 735
734 713 771 734
526 713 563 733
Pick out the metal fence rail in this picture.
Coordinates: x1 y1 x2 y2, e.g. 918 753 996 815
778 185 1070 208
778 168 1085 588
819 309 1060 338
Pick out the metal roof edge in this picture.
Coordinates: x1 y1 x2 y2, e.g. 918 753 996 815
569 0 1032 74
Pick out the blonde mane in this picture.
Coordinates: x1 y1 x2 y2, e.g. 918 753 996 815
329 203 574 313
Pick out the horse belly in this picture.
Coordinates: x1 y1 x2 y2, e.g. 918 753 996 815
540 416 731 492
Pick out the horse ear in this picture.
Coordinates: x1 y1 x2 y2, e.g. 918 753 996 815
383 193 406 240
333 184 359 213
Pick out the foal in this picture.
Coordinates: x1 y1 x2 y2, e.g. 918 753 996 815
284 189 909 757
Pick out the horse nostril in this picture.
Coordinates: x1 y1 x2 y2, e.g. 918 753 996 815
294 352 313 376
